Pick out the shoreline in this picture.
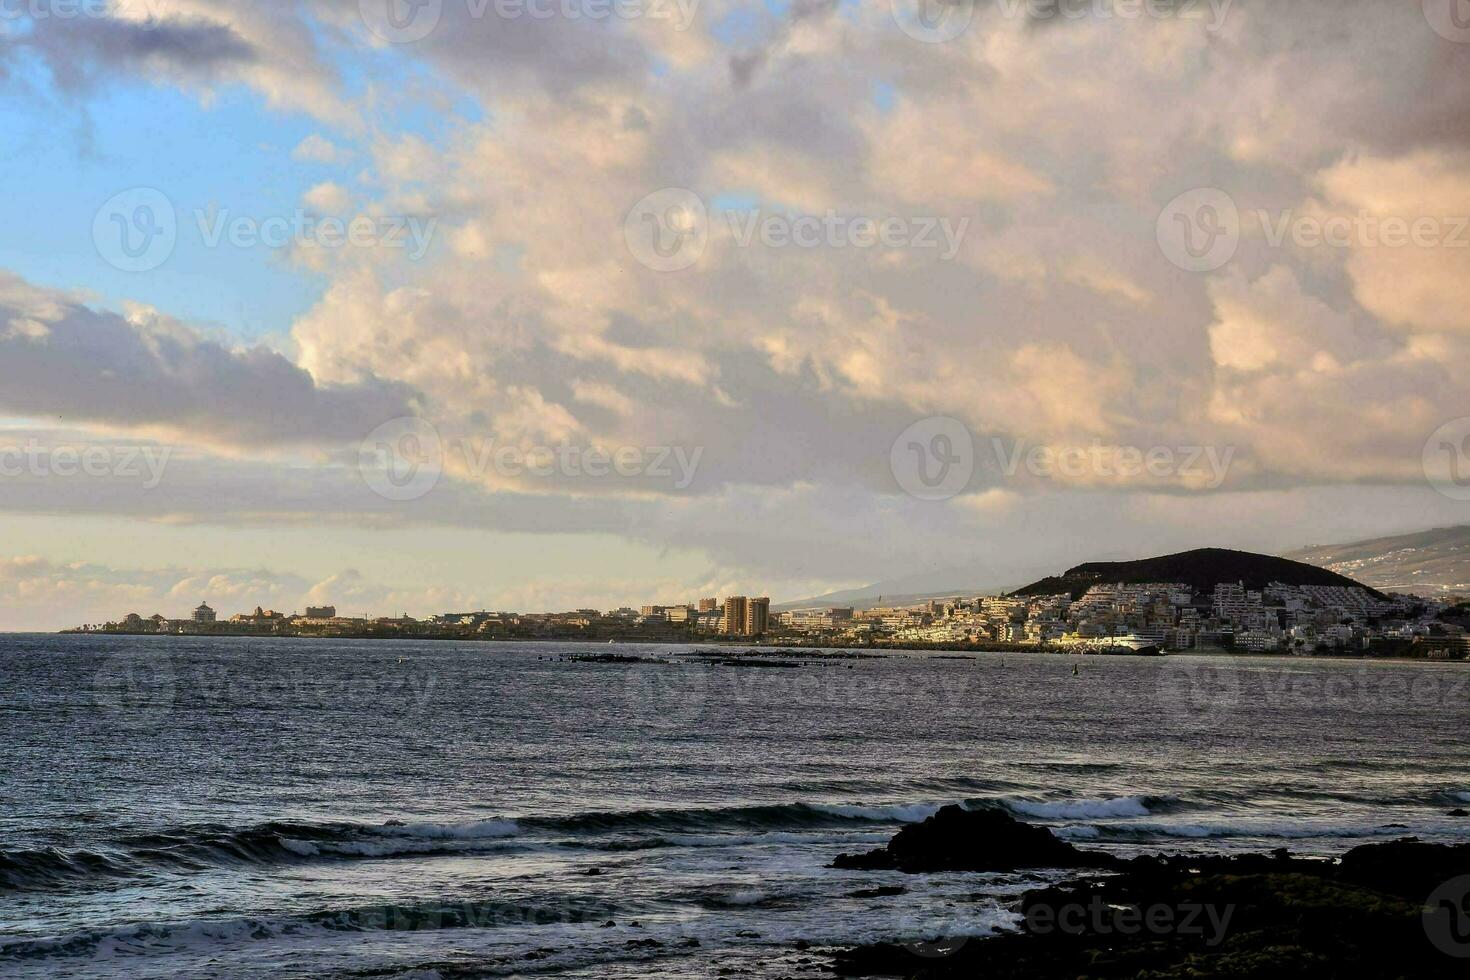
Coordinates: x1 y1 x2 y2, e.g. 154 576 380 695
42 629 1468 662
823 805 1470 977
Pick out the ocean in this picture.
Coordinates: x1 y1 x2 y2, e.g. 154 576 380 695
3 634 1468 978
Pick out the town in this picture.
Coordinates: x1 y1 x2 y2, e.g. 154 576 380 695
71 581 1470 659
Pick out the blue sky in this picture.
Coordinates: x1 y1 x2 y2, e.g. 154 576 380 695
0 77 335 340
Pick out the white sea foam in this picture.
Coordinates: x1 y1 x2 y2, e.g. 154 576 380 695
1065 819 1436 841
383 819 521 840
722 890 770 906
1054 825 1102 839
811 803 940 823
659 830 892 849
1005 796 1154 820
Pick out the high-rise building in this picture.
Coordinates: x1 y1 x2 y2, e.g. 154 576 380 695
745 597 770 636
698 598 719 612
722 596 748 635
193 602 216 623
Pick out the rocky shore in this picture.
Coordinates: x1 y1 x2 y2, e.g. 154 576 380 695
827 805 1470 978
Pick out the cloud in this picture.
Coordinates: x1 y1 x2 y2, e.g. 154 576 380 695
1312 150 1470 334
292 133 351 164
0 273 418 449
2 1 350 122
302 180 353 213
0 553 494 631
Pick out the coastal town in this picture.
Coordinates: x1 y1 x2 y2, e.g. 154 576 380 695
72 579 1470 659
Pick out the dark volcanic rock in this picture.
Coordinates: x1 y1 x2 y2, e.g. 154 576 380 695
833 868 1456 978
1337 837 1470 900
831 805 1119 873
828 824 1470 978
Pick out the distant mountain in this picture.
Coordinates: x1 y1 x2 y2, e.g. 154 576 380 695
1284 525 1470 599
773 587 1015 614
1011 547 1382 600
773 566 1026 612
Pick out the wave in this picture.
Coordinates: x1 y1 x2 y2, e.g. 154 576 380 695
808 802 941 823
0 820 527 893
999 795 1170 820
0 847 140 891
522 800 939 836
0 801 938 892
0 895 625 964
1057 819 1441 842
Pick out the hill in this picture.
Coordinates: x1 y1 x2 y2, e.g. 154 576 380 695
1284 525 1470 599
1011 547 1383 600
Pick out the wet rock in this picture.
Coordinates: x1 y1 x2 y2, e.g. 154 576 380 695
1337 837 1470 900
848 885 908 898
826 821 1470 978
624 937 663 949
831 805 1118 873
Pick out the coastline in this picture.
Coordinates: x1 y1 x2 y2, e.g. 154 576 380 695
820 806 1470 977
47 628 1467 662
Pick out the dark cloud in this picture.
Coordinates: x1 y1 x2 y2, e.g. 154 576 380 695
0 14 256 96
0 276 419 447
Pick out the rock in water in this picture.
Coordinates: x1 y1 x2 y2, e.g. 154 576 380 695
831 804 1118 872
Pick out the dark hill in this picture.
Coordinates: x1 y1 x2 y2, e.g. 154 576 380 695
1011 548 1384 600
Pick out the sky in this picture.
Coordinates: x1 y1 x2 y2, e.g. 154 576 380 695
1 0 1469 630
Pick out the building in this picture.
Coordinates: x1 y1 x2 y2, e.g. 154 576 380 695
745 597 770 636
781 607 854 632
305 605 336 619
232 606 285 625
698 598 719 612
193 602 216 624
722 596 749 636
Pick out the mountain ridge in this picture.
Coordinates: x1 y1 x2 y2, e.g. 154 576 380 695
1284 525 1470 598
1010 547 1383 600
779 528 1470 609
